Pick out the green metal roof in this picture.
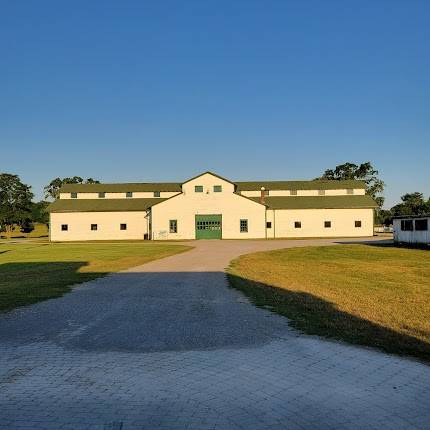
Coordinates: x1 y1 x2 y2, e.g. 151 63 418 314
48 198 166 212
250 195 377 209
236 180 365 191
60 183 182 193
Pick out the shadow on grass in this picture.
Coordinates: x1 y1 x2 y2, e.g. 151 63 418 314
1 260 429 361
228 273 430 363
0 261 108 313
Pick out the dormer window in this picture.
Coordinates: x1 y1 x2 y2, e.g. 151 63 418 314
71 192 77 199
318 190 325 196
126 191 133 198
290 190 297 196
154 191 161 197
213 185 222 193
347 189 354 195
98 192 105 198
195 186 203 193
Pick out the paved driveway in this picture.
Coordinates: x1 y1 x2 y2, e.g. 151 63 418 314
0 238 429 429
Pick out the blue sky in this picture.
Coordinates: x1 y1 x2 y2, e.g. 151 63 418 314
1 0 429 207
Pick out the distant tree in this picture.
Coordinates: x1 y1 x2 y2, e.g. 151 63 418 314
391 192 430 216
375 209 393 226
44 177 99 200
31 200 50 225
0 173 34 238
317 161 385 208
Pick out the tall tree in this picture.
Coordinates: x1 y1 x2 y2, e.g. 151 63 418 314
391 192 430 216
317 161 385 208
44 177 99 200
0 173 34 238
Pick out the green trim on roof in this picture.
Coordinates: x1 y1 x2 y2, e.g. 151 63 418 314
236 180 365 191
60 183 182 193
249 195 377 210
48 198 166 213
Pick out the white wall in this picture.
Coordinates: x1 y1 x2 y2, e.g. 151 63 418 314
59 192 179 199
151 173 267 239
272 208 374 238
50 211 149 241
240 189 365 197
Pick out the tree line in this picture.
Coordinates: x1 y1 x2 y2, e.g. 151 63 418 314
0 163 428 236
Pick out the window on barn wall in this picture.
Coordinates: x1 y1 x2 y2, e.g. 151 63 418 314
294 221 301 228
290 190 297 196
61 224 68 231
415 219 428 231
126 192 133 198
71 192 77 198
154 191 160 197
91 224 98 231
401 220 413 231
355 220 362 228
120 224 127 230
195 186 203 193
213 185 222 192
169 220 178 233
266 222 272 228
240 219 248 232
347 189 354 195
318 190 325 196
324 221 331 228
98 192 105 198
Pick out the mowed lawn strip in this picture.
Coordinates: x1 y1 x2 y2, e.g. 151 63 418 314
0 241 191 312
228 244 430 362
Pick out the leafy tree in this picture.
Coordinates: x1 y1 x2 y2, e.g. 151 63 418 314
391 192 430 216
0 173 34 238
375 209 393 226
44 177 99 199
317 161 385 208
31 200 50 225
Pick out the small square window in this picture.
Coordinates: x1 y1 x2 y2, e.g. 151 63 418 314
415 219 428 231
266 221 272 229
290 190 297 196
195 185 203 193
120 223 127 230
347 189 354 195
324 221 331 228
294 221 301 228
154 191 161 197
262 189 269 196
126 191 133 198
240 219 248 233
71 192 77 199
213 185 222 193
318 190 325 196
91 224 98 231
98 192 105 198
169 219 178 233
61 224 68 231
355 220 362 228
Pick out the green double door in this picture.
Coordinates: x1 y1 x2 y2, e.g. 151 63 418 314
195 214 222 239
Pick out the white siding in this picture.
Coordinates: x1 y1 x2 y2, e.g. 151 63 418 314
393 217 430 244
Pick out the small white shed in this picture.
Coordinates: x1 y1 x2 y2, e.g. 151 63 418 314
393 215 430 245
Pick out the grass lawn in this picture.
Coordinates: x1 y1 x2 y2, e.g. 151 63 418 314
0 223 49 239
228 244 430 362
0 241 191 312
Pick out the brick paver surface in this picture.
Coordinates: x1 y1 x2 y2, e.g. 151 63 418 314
1 238 429 429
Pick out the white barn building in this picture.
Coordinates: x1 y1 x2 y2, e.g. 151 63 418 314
393 215 430 245
48 171 377 241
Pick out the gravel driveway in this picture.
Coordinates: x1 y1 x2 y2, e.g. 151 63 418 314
1 238 429 429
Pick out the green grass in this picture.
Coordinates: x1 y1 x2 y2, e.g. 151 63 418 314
0 241 191 312
0 223 49 239
228 244 430 362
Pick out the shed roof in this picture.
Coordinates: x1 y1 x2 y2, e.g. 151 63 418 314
250 195 378 210
48 198 166 212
